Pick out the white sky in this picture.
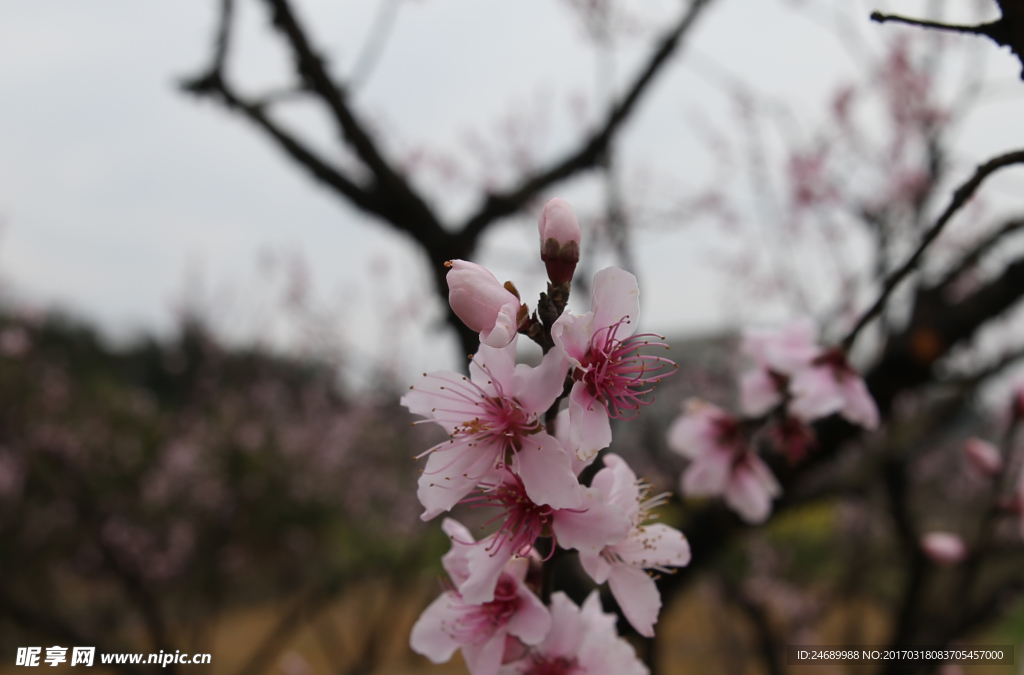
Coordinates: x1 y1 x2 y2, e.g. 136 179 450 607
1 0 1022 385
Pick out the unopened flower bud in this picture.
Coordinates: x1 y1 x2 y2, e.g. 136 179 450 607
538 198 581 285
919 531 967 566
964 437 1002 476
445 260 522 348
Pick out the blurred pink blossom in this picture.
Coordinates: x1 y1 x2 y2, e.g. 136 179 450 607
920 532 967 566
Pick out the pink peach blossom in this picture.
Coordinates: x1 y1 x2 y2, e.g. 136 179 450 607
498 592 648 675
666 400 781 524
411 520 551 675
788 348 879 430
551 267 675 460
920 532 967 566
578 454 690 637
446 259 523 348
739 320 819 416
456 469 630 604
402 336 579 520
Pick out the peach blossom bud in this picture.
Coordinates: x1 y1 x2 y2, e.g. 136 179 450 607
964 437 1002 476
920 532 966 566
538 198 581 285
445 260 521 347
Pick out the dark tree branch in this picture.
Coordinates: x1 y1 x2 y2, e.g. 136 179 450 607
842 149 1024 351
934 216 1024 291
454 0 715 245
871 2 1024 80
870 12 1004 40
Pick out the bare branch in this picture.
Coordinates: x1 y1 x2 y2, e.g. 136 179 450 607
842 149 1024 351
455 0 716 244
934 216 1024 290
870 12 1004 40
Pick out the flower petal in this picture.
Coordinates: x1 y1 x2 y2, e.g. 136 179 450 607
551 486 631 553
578 549 613 584
506 584 552 645
409 591 465 663
607 564 661 638
459 535 516 605
739 368 783 417
402 370 488 435
440 518 476 585
569 382 612 461
462 631 509 675
611 524 691 570
838 374 880 430
511 346 570 415
680 448 732 498
469 337 518 395
591 267 640 340
514 433 582 510
418 445 501 520
589 453 641 520
551 310 594 366
788 366 844 422
536 592 584 658
480 302 520 349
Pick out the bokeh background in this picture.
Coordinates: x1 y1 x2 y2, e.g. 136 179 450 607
3 0 1024 673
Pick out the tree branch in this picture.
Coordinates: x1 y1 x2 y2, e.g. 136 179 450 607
455 0 715 245
934 216 1024 291
842 149 1024 351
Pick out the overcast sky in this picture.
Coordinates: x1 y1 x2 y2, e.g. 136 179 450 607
1 0 1022 384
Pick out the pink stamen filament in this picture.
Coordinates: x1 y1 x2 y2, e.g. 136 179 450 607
579 319 678 420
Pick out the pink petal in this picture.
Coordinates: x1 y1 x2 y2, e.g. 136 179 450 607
409 592 465 663
591 267 640 340
569 381 612 460
469 337 518 395
402 370 487 435
681 448 732 497
480 302 520 348
551 487 631 553
554 409 595 476
536 592 584 658
589 453 641 520
724 457 780 524
511 346 570 415
666 399 729 460
739 368 783 417
551 311 594 366
742 319 818 374
462 631 509 675
578 549 613 584
611 524 691 569
788 366 844 422
440 518 476 585
838 375 880 430
459 535 516 605
514 432 582 510
505 584 552 645
418 445 501 520
607 564 661 638
920 531 967 565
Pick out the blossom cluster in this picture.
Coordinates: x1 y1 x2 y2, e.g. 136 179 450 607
667 319 880 524
404 199 687 675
